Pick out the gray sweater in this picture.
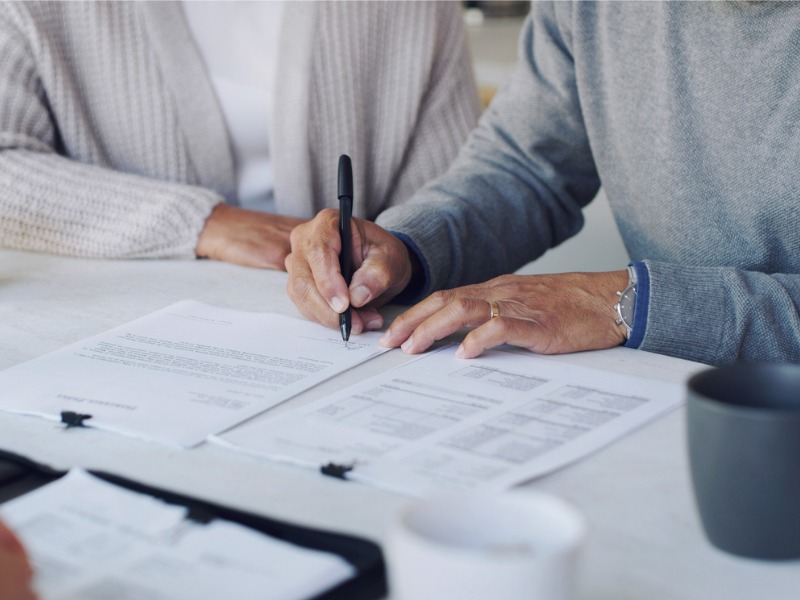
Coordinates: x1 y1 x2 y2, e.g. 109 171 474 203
0 1 479 258
377 1 800 366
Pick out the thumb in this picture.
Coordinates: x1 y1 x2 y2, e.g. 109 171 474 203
349 244 413 309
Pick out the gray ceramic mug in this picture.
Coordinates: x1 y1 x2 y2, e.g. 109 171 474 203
687 363 800 560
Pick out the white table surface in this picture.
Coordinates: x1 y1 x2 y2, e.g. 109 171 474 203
1 249 798 599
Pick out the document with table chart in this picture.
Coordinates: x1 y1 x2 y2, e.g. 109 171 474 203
0 301 388 447
213 346 685 496
0 469 355 600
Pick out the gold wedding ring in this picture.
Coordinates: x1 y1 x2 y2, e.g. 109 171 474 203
488 300 500 320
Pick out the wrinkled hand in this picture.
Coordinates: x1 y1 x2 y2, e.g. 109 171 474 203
196 204 306 270
286 209 414 334
0 520 36 600
379 271 630 358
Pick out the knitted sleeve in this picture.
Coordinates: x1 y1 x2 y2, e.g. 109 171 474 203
0 4 220 259
380 1 482 211
295 1 481 221
377 4 599 292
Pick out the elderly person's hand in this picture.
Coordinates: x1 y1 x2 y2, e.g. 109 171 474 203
285 209 415 334
196 204 306 270
0 520 36 600
379 271 630 358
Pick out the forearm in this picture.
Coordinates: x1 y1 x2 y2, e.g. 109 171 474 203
0 150 221 259
377 7 599 296
377 116 597 297
640 261 800 365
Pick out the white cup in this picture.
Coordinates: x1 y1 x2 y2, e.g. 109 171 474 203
386 490 585 600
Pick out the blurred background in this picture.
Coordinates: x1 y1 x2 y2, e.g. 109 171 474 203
463 1 630 276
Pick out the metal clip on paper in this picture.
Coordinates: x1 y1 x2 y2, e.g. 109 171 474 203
320 462 354 480
60 411 93 429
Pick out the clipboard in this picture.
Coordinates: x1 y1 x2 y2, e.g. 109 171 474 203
0 448 387 600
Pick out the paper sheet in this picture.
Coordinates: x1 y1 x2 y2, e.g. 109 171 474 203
213 346 684 496
0 301 387 447
0 469 355 600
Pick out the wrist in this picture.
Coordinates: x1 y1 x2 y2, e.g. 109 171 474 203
388 231 430 305
195 202 229 258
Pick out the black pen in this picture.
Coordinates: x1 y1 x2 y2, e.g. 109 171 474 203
338 154 353 348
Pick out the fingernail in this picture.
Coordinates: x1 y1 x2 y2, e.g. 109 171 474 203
455 344 465 358
401 337 414 353
0 523 18 551
366 319 383 330
331 297 346 313
378 331 392 346
350 285 371 307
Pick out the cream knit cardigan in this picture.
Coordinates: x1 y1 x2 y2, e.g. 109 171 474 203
0 1 479 258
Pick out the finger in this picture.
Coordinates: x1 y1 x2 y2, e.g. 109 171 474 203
394 296 490 354
379 290 460 348
0 521 26 556
0 548 34 583
328 307 384 336
456 317 544 358
348 255 394 308
0 521 33 588
285 252 341 330
358 307 384 331
296 210 352 313
348 223 412 308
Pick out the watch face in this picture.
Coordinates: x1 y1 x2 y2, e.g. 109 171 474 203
618 286 636 325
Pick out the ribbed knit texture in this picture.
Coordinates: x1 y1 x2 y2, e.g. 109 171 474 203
0 1 480 257
377 1 800 365
301 1 480 220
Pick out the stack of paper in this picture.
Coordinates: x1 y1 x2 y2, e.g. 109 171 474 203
0 301 388 447
213 346 685 496
0 469 354 600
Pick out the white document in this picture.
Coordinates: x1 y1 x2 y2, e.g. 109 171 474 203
213 346 685 496
0 301 387 447
0 469 354 600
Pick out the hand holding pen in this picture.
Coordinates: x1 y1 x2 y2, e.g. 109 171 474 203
284 161 416 336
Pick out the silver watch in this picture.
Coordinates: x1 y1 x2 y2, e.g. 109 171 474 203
614 266 637 339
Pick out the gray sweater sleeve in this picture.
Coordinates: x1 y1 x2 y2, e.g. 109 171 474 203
0 4 220 259
377 5 601 292
642 263 800 365
378 3 800 366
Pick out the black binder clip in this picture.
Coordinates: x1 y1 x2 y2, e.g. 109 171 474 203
60 411 93 429
320 462 354 480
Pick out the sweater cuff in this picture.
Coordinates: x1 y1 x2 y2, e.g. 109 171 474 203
388 231 431 305
623 261 649 349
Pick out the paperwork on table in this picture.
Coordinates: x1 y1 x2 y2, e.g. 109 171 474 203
0 301 388 447
0 469 354 600
213 346 685 496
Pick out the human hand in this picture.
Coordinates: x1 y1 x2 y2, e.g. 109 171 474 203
285 209 414 334
196 204 306 270
0 520 36 600
379 271 630 358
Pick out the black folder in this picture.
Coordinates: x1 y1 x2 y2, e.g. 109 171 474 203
0 448 387 600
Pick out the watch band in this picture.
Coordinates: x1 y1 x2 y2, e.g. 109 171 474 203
614 266 637 339
626 264 637 286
